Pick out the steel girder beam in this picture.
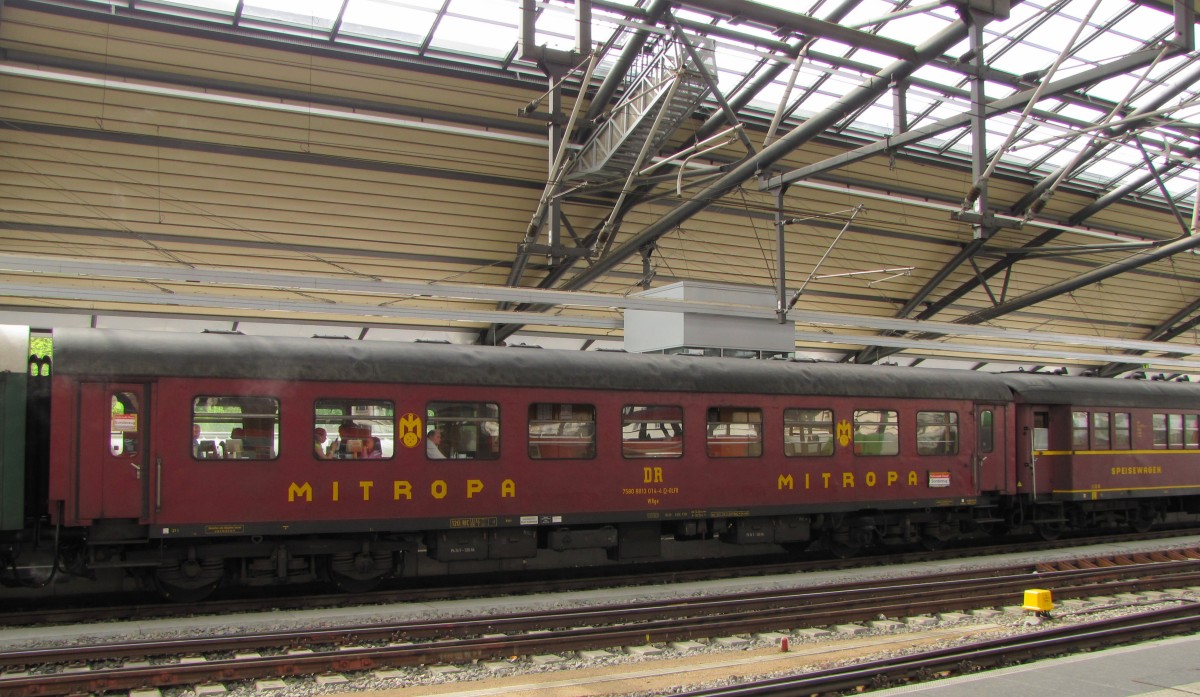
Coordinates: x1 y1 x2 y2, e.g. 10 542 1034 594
483 18 975 345
679 0 918 61
1008 58 1200 216
581 0 674 129
1095 298 1200 377
853 141 1200 364
956 231 1200 326
851 58 1200 364
854 226 1200 365
762 46 1178 191
692 0 863 144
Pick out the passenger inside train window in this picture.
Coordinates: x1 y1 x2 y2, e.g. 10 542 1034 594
314 400 395 459
426 429 446 459
427 402 500 459
314 427 331 459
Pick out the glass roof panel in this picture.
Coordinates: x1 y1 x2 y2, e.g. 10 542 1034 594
155 0 239 11
341 0 441 44
430 13 518 58
63 0 1200 207
241 1 343 29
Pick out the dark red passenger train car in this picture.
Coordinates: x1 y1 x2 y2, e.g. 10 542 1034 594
3 327 1199 597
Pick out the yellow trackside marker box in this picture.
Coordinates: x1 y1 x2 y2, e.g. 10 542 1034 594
1023 589 1054 612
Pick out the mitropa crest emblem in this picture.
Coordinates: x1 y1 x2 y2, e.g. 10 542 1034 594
399 413 423 448
836 419 852 448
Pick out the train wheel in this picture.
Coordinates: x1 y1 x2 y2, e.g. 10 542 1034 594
328 551 391 593
920 535 948 551
1035 521 1064 541
1129 506 1156 533
919 522 956 551
824 526 866 558
329 569 383 593
154 558 223 602
155 576 219 602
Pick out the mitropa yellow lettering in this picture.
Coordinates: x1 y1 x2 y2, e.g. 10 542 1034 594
778 470 920 490
287 479 516 502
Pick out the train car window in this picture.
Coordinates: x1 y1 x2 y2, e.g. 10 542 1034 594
1033 412 1049 450
621 405 683 459
978 409 994 453
1092 412 1110 450
916 411 958 456
1113 413 1131 449
706 407 762 458
427 402 500 460
1072 411 1090 450
110 392 139 457
192 396 279 460
1169 414 1184 449
783 408 833 457
1186 415 1199 449
1153 413 1167 449
528 403 595 459
315 399 395 460
853 410 899 456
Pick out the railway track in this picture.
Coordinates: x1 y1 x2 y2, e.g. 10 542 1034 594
674 604 1200 697
2 547 1198 696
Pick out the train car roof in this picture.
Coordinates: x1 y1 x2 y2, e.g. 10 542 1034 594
996 372 1200 409
52 329 1015 402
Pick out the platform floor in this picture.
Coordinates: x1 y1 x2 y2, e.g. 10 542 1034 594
874 633 1200 696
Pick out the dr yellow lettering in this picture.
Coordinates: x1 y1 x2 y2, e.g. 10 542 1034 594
777 470 921 490
288 479 516 502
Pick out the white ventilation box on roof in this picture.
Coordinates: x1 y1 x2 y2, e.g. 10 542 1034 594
623 281 794 357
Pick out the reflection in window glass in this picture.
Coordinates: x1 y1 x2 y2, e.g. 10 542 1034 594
193 396 280 460
1169 413 1184 449
783 408 833 457
316 399 395 460
706 407 762 458
1187 415 1199 449
853 410 898 456
1092 412 1110 450
979 409 994 453
1033 411 1049 450
427 402 500 460
528 403 595 459
622 405 683 458
1113 413 1131 449
1072 411 1089 450
917 411 958 455
1153 413 1167 449
110 392 139 457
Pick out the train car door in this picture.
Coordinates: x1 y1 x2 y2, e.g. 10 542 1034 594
974 404 1007 492
80 383 148 520
1014 405 1051 496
